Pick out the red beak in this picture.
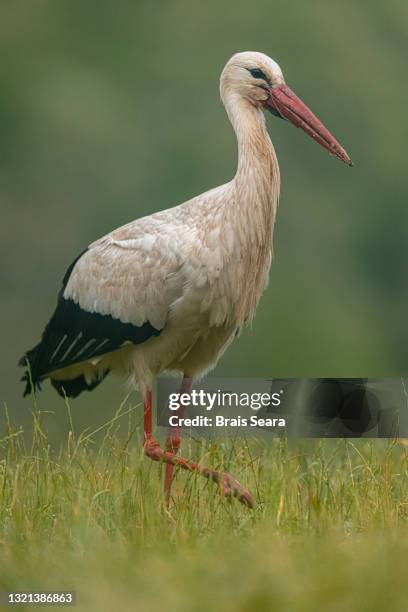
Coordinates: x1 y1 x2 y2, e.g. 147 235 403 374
266 84 353 166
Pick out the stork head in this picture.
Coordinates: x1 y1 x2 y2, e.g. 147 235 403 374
220 51 353 166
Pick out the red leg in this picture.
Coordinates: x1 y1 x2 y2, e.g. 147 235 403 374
143 387 254 508
143 388 157 447
163 377 192 505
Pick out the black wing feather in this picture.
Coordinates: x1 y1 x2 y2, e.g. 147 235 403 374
50 369 110 398
19 249 162 396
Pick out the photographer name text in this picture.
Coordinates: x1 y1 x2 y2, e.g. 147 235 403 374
168 414 286 428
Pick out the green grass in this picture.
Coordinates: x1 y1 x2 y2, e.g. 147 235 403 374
1 402 408 611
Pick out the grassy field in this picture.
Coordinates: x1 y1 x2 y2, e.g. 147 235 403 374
1 401 408 611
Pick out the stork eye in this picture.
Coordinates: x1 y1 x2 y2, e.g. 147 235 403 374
248 68 269 83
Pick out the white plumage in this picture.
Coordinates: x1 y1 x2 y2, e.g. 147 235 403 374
20 51 351 507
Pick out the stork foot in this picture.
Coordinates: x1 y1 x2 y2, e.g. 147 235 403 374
215 471 255 508
200 468 254 508
144 436 254 508
143 436 162 460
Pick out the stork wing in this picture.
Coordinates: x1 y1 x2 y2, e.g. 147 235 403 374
19 228 186 394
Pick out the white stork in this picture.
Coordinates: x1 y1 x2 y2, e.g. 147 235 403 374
20 52 352 508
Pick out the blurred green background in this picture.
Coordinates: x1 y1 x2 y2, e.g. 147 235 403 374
1 0 407 437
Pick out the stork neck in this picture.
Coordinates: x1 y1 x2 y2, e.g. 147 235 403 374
225 95 280 230
225 96 278 182
217 95 280 326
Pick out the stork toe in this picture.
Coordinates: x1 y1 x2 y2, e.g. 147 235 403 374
220 473 255 508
